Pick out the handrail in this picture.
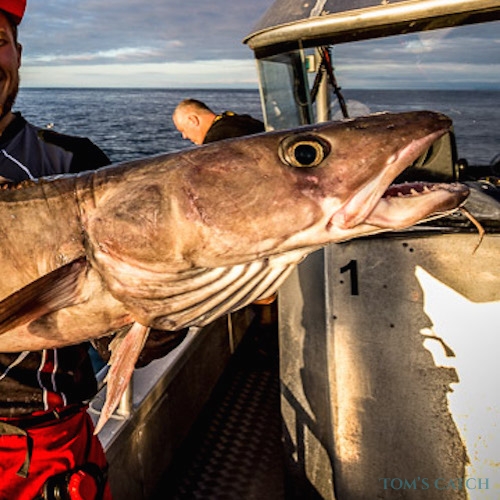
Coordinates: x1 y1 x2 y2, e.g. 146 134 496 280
95 365 109 391
91 364 133 423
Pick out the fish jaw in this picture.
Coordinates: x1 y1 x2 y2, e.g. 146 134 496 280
365 181 469 229
330 127 450 230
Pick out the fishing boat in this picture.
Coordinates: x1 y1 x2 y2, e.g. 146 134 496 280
95 1 500 498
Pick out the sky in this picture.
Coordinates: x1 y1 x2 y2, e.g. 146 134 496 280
18 0 271 88
16 1 500 89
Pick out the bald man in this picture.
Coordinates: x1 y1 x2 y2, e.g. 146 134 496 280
172 98 265 145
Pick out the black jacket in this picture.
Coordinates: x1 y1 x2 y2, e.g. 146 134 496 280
203 111 264 144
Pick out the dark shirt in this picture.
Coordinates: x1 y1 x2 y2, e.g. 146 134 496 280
0 113 109 182
0 113 110 416
203 111 265 144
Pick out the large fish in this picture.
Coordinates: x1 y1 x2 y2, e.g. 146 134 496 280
0 111 469 431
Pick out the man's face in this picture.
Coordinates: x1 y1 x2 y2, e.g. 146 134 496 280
173 113 204 145
0 12 21 120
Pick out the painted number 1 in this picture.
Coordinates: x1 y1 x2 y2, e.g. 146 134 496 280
340 259 359 295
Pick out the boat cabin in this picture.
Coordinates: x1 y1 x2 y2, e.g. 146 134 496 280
243 1 500 498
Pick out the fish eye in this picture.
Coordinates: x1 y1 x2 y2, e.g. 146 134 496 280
279 135 330 168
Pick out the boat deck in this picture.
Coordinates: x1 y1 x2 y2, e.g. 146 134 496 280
151 315 285 499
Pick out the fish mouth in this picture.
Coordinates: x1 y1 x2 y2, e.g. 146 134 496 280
331 126 469 231
365 181 469 228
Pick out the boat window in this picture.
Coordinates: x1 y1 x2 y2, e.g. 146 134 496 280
329 22 499 170
255 21 499 175
256 50 313 130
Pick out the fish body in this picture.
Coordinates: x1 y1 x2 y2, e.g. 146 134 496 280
0 111 469 430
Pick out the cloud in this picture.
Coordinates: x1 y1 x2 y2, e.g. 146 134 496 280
15 2 500 89
334 22 500 88
16 0 271 86
24 47 165 64
19 0 270 64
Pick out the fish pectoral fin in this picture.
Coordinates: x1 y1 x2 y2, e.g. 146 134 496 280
94 322 150 434
0 258 89 335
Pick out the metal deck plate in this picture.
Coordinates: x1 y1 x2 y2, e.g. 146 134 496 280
155 319 285 499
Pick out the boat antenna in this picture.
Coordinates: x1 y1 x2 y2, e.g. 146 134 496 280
310 46 349 119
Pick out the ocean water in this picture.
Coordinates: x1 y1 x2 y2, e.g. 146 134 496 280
14 88 265 163
14 87 499 166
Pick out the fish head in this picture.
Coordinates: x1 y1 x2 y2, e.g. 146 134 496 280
77 110 470 330
175 110 469 264
83 111 469 273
